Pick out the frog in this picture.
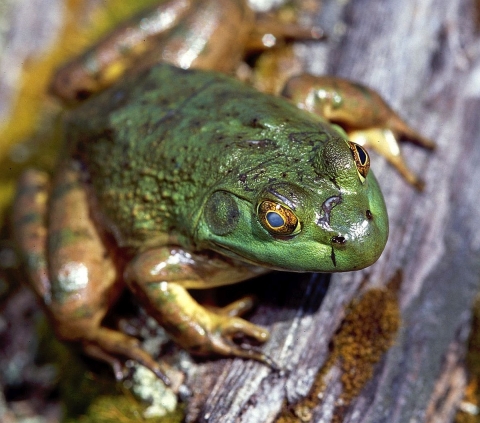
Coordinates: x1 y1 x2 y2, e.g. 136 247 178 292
12 0 433 387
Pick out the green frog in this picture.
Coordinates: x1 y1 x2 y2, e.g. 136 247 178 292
13 0 433 386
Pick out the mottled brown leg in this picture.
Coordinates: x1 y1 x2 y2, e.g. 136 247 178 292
282 74 435 189
49 0 194 102
50 1 324 104
15 162 173 385
49 0 254 102
13 169 51 303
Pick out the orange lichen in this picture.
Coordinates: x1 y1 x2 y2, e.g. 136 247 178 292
455 295 480 423
455 379 479 423
335 281 401 402
277 272 402 422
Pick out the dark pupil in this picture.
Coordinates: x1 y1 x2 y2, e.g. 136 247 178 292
266 212 284 228
355 145 367 164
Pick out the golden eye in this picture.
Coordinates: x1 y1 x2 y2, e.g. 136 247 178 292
257 201 301 236
347 141 370 182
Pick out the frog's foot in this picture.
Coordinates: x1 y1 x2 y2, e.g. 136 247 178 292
79 327 177 388
205 296 279 368
282 74 435 189
82 343 124 380
384 116 436 150
137 281 272 367
49 307 179 387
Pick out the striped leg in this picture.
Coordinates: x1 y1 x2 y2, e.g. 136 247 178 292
14 163 173 386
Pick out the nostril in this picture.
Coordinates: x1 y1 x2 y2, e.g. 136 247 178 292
332 235 346 245
366 209 373 220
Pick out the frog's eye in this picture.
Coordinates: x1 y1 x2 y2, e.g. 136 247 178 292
257 200 301 237
347 141 370 182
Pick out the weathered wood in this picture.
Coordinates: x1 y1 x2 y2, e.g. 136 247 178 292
184 0 480 421
0 0 63 124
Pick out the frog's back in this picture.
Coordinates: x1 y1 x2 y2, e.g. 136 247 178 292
66 64 338 248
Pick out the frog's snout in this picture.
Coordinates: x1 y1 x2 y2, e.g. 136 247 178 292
327 208 374 249
319 186 388 271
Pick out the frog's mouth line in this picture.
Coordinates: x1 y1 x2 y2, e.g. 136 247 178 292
210 239 338 273
330 246 337 267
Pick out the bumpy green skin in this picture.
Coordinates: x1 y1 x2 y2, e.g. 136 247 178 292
67 64 388 272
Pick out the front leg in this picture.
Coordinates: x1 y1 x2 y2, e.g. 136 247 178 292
125 247 274 365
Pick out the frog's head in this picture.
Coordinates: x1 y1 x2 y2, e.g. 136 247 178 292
196 138 388 272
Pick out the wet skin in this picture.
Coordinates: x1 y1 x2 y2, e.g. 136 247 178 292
13 0 432 385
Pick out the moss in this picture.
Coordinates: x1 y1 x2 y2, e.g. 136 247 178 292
455 295 480 423
335 277 401 403
276 271 402 422
56 348 184 423
35 316 184 423
64 395 185 423
455 379 479 423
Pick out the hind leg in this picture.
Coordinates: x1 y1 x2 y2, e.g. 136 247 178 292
282 74 435 190
13 169 51 302
14 163 174 386
50 0 322 103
